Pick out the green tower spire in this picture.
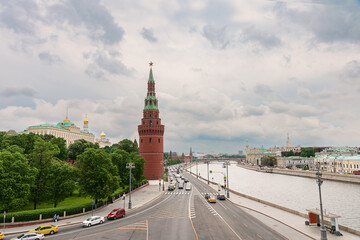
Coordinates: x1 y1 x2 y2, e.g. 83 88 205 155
144 62 158 110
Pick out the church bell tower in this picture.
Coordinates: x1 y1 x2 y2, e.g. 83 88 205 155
138 62 165 180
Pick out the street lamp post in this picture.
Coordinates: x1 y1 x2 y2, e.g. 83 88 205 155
316 163 327 240
196 160 198 178
161 160 167 191
206 161 210 184
126 163 135 209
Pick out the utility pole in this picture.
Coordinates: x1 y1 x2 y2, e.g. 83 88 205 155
316 163 327 240
207 161 210 184
223 161 230 198
196 160 198 178
126 163 135 209
161 160 167 191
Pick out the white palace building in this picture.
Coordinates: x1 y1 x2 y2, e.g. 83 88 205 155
21 115 95 147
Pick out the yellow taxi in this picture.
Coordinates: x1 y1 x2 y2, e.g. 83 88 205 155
208 196 217 203
29 224 58 235
0 231 4 239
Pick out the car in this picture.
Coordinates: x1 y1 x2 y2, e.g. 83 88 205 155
184 178 189 183
208 196 217 203
185 184 191 191
168 184 175 191
0 231 4 240
29 225 58 235
204 193 210 199
107 208 126 220
217 194 226 200
178 181 184 189
10 233 44 240
83 216 105 227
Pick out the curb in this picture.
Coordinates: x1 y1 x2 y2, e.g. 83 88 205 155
227 198 316 240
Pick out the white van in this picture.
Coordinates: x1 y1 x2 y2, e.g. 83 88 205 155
185 183 191 191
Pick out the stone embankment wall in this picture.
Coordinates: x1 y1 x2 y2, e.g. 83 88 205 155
239 164 360 184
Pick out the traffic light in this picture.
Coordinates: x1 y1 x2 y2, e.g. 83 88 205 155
210 170 213 173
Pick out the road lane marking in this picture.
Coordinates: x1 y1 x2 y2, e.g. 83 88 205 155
49 195 171 238
188 184 199 240
256 233 263 239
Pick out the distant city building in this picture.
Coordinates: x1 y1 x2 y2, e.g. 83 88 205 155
277 156 314 169
6 129 18 135
21 115 95 147
315 147 359 157
245 135 302 165
95 131 112 148
169 147 193 163
314 155 360 173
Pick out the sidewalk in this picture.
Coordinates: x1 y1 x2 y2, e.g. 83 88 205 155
189 170 360 240
3 181 164 236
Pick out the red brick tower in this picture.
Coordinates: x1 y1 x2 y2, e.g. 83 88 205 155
138 62 165 180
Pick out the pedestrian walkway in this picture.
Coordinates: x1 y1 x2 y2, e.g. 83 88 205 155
3 182 164 236
194 173 360 240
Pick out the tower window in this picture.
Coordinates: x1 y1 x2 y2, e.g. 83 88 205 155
158 138 160 143
149 138 152 143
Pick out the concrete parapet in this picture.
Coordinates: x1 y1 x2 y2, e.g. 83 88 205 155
238 164 360 184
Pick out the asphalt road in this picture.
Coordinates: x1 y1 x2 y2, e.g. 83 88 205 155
184 171 288 240
5 169 290 240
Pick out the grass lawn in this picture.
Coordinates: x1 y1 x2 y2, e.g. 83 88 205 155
22 187 126 211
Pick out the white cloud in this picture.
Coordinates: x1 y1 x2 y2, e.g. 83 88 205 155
0 0 360 153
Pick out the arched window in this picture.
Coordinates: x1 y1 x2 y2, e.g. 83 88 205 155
158 138 160 143
149 138 152 143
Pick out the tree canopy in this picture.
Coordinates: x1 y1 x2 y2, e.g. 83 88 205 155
76 148 119 203
68 139 99 160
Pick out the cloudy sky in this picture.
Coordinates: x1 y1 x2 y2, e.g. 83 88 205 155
0 0 360 154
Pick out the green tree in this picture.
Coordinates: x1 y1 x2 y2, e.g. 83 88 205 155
29 139 60 209
48 161 78 207
286 150 295 157
76 148 119 203
300 148 315 158
41 135 68 160
68 139 99 160
110 149 131 187
130 153 145 184
0 150 36 211
261 156 277 167
116 139 138 154
1 133 41 154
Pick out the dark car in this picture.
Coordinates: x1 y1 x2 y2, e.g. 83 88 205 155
168 185 175 191
217 194 226 200
184 178 189 183
107 208 126 220
204 193 210 199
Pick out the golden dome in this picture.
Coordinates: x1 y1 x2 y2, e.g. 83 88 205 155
100 131 106 138
84 114 88 124
63 116 71 123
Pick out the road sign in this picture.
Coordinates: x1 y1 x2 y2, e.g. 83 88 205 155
126 163 135 169
3 211 6 216
91 201 95 206
224 176 227 180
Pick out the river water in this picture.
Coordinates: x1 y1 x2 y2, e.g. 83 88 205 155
191 162 360 231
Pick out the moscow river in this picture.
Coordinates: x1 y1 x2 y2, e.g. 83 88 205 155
191 162 360 231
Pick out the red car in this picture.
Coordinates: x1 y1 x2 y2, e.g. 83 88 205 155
107 208 126 220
